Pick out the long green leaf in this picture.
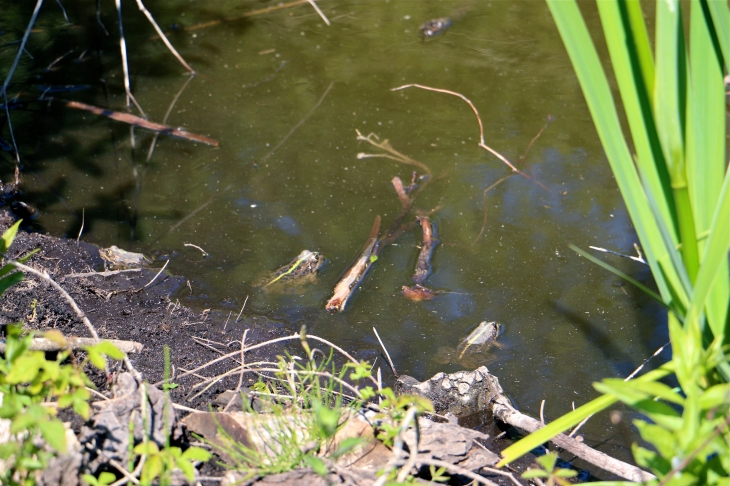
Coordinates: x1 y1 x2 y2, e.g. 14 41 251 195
706 0 730 70
546 0 677 308
568 244 665 306
597 1 676 244
687 0 729 339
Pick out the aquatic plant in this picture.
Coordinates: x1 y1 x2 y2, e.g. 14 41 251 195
499 0 730 483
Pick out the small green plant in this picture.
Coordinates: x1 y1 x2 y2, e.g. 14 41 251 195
203 329 434 482
0 325 125 485
133 440 212 485
80 471 116 486
522 452 578 486
500 1 730 483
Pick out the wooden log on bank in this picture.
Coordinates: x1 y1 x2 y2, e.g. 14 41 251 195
0 337 143 354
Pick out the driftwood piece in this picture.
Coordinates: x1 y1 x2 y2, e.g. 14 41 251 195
65 100 219 147
0 337 143 354
397 367 655 482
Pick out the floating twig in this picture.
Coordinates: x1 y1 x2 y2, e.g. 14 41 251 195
373 327 398 377
471 175 513 245
391 84 546 186
65 100 219 146
263 81 334 163
184 243 209 257
589 245 646 264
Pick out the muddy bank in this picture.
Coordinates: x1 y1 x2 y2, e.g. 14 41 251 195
0 211 301 411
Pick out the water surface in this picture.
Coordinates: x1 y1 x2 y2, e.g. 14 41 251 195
10 0 667 461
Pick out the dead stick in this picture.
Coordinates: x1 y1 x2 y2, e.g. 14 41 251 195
491 399 654 481
413 216 437 284
9 260 100 341
65 100 219 146
373 327 398 377
0 337 143 354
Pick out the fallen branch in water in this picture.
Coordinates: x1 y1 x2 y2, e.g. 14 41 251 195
412 216 438 284
65 100 219 146
0 336 143 354
325 215 381 313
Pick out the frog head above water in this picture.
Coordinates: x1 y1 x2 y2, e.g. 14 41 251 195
434 321 504 367
259 250 327 291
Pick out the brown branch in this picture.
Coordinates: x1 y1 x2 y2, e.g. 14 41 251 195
0 337 143 354
65 100 218 146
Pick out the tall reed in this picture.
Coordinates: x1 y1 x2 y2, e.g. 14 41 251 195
499 1 730 482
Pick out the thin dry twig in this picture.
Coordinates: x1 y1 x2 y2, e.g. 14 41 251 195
169 0 314 34
133 0 195 73
115 0 145 115
184 243 209 257
236 295 249 323
63 269 142 279
10 260 100 340
262 81 334 163
373 327 398 377
471 175 512 245
76 208 85 245
223 329 249 412
391 84 534 181
305 0 330 25
143 259 169 288
355 129 432 178
0 0 43 100
147 73 196 161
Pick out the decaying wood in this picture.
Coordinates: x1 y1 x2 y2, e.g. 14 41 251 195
65 100 219 146
0 337 143 354
326 215 381 313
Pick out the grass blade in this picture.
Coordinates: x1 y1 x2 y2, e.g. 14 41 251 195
569 244 665 307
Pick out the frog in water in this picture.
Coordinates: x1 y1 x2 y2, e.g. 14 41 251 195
258 250 327 291
419 17 452 38
434 321 504 368
99 245 151 269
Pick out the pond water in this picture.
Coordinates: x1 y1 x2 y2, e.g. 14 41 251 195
8 0 668 462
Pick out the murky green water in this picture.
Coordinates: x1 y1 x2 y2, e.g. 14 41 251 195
8 0 668 461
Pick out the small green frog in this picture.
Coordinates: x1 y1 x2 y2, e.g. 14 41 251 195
258 250 327 290
434 321 504 368
99 245 151 269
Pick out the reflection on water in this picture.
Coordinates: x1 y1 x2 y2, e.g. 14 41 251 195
13 0 667 460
